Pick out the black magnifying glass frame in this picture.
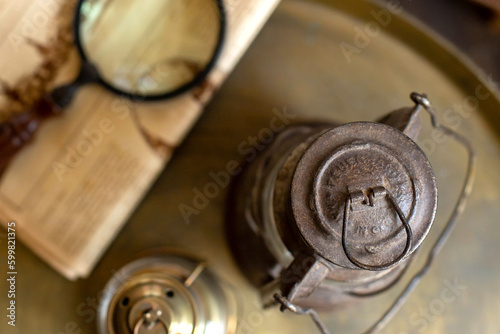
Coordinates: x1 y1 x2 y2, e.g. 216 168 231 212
71 0 227 102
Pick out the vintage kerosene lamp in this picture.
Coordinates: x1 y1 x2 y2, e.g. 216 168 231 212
226 93 474 333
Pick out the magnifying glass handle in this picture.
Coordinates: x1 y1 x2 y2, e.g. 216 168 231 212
0 60 100 178
51 60 100 108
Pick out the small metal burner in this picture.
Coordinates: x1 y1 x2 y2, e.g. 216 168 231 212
97 253 237 334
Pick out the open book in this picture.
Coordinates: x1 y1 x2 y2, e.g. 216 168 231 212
0 0 281 280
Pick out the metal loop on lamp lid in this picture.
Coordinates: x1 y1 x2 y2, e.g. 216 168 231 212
342 186 414 271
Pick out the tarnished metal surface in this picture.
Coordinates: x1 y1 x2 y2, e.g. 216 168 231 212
2 0 500 333
289 121 437 269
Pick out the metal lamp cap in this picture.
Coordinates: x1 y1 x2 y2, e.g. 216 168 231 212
291 122 437 270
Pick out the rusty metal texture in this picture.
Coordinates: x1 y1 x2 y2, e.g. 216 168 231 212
289 121 437 270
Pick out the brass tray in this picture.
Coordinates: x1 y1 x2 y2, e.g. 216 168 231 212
2 0 500 333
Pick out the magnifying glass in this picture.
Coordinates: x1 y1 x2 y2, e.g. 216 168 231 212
59 0 226 103
0 0 226 172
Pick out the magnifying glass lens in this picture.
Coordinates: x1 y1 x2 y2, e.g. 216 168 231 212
78 0 223 97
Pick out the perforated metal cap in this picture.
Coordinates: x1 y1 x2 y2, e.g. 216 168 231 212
97 254 237 334
291 122 437 270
